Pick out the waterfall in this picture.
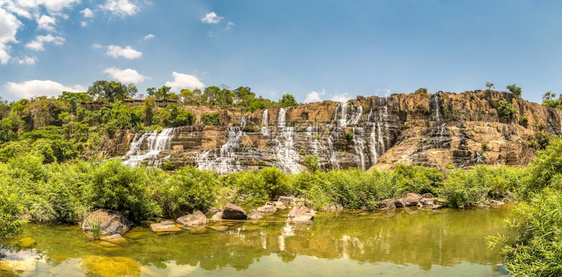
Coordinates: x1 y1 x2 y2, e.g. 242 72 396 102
367 105 389 166
122 128 175 167
348 105 363 126
261 109 270 136
332 101 348 128
197 116 250 174
352 127 366 170
274 108 302 174
327 136 340 168
431 94 447 147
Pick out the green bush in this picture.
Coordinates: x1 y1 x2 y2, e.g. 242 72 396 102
498 99 516 120
260 167 289 199
391 164 443 195
440 166 492 208
232 171 268 205
522 138 562 198
201 112 221 126
0 165 27 237
87 159 161 222
489 189 562 276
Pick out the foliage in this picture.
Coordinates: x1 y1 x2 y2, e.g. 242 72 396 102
518 116 528 127
506 84 522 98
522 138 562 198
486 82 494 91
542 91 562 109
498 99 516 120
201 112 221 126
415 88 428 94
0 169 27 237
87 80 137 102
345 130 354 141
440 167 491 208
278 94 298 108
391 164 443 195
528 130 553 150
303 155 320 172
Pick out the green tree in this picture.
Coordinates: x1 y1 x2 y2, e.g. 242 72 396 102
506 84 522 98
498 99 516 120
279 94 298 108
485 82 494 91
87 80 137 102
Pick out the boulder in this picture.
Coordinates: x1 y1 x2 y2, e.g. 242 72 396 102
490 200 505 206
277 196 295 205
101 234 126 243
419 198 434 207
378 199 396 210
176 211 209 227
325 203 344 213
272 201 287 209
222 203 247 220
211 211 223 221
208 207 221 214
150 221 182 232
81 209 133 236
394 199 407 208
257 203 277 215
287 206 315 222
248 209 263 220
421 193 434 199
404 193 422 206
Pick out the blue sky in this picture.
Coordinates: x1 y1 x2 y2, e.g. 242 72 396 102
0 0 561 104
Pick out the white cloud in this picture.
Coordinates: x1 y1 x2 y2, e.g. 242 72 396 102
0 7 22 64
106 45 142 59
201 12 223 24
5 80 84 98
80 20 87 27
2 1 32 18
36 14 56 31
101 0 139 17
25 34 65 51
14 0 81 14
225 21 234 30
144 33 154 40
13 56 37 65
165 72 204 91
91 43 103 49
331 93 351 103
103 67 148 83
80 8 93 18
304 90 326 103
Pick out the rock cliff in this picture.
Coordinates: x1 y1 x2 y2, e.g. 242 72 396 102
102 90 562 172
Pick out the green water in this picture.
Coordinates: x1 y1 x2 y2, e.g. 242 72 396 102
0 206 511 276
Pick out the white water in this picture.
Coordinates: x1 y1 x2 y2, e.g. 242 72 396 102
367 105 389 166
261 109 270 136
274 108 302 174
348 105 363 126
122 128 175 167
352 127 366 170
197 116 250 174
432 95 447 146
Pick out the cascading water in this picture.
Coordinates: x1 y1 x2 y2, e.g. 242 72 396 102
197 116 250 174
122 128 175 167
367 105 389 166
352 127 366 170
261 109 270 136
274 108 302 173
431 95 447 147
348 106 363 126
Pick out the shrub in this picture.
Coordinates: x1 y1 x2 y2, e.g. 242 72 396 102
87 159 161 222
232 171 268 205
303 155 320 172
345 131 354 141
528 130 553 150
260 167 289 199
498 100 516 120
0 168 27 237
440 166 492 208
518 116 528 128
201 112 221 126
391 164 443 195
522 138 562 198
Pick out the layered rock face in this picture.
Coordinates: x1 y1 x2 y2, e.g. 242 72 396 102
106 90 562 172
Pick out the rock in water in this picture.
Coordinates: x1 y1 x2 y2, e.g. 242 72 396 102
378 199 396 210
177 211 209 227
404 193 422 206
150 221 182 232
211 211 223 221
287 206 315 222
248 209 263 220
81 209 133 236
222 203 247 220
257 203 277 215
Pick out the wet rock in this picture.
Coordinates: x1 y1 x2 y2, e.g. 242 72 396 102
248 209 263 220
278 196 295 205
15 237 36 248
211 211 223 221
81 256 140 277
419 198 434 207
222 203 247 220
325 203 344 213
287 206 315 222
150 221 182 232
81 209 133 236
490 200 505 206
101 234 126 243
394 199 407 208
208 207 221 214
0 259 37 272
431 204 443 210
404 193 422 206
378 199 396 210
421 193 434 199
476 203 488 209
272 201 287 209
257 203 277 215
209 225 229 232
177 211 209 227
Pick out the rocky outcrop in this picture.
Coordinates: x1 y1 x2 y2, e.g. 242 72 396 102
287 206 315 222
81 209 133 236
103 90 562 172
176 211 209 227
222 203 247 220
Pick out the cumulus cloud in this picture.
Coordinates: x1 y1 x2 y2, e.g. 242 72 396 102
101 0 139 17
201 12 223 24
225 21 234 30
331 93 351 103
165 72 204 91
5 80 84 98
36 14 56 31
106 45 142 59
25 34 65 51
304 90 326 103
0 7 22 64
103 67 148 83
13 56 37 65
144 34 155 40
80 8 94 18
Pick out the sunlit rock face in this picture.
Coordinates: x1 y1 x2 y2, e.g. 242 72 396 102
109 90 562 172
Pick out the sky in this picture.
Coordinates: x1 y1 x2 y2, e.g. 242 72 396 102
0 0 561 104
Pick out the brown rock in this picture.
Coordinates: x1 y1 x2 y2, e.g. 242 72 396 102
421 193 434 199
394 199 407 208
176 211 209 227
211 211 223 221
287 206 315 222
81 209 133 236
404 193 422 206
378 199 396 210
150 221 182 232
248 209 263 220
222 203 247 220
257 203 277 215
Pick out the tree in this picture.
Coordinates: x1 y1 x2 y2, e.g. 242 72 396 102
506 84 522 98
279 93 298 108
498 99 516 120
485 82 494 91
87 80 137 102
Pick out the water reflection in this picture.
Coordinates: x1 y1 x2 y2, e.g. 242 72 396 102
0 207 510 276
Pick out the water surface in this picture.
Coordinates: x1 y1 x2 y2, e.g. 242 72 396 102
0 206 511 276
